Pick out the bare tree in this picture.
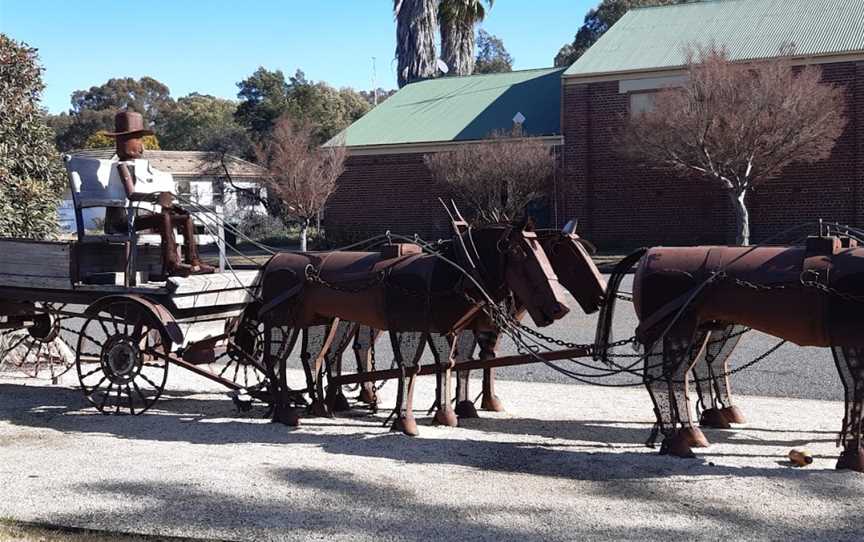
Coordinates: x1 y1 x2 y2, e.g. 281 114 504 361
623 46 847 245
425 129 556 224
255 115 347 251
394 0 439 88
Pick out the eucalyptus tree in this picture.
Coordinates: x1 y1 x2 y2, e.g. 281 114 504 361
393 0 438 87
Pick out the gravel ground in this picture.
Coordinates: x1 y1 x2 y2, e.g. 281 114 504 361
0 365 862 542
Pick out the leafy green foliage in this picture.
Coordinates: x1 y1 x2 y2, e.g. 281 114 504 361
158 93 249 154
474 29 512 74
554 0 691 67
84 131 160 150
0 34 65 239
47 77 171 151
235 68 371 144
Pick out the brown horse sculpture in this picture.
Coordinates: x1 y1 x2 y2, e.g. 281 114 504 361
257 221 570 434
453 227 607 418
597 234 864 471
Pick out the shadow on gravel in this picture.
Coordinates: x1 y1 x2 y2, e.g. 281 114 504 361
0 382 852 485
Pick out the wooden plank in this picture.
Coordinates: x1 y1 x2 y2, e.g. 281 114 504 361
76 243 162 281
168 270 260 295
171 288 256 310
0 239 73 290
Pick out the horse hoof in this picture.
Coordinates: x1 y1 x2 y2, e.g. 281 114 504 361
331 393 351 413
682 427 710 448
700 408 732 429
836 445 864 472
434 407 459 427
272 407 300 427
659 432 696 458
358 388 378 406
719 405 746 424
391 416 419 436
308 400 330 418
481 394 505 412
455 400 479 418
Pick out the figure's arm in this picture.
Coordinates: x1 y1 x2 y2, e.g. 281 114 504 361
117 163 157 202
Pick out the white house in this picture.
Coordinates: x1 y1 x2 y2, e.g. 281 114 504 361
62 149 269 244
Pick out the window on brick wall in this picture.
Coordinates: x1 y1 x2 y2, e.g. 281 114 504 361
629 91 657 117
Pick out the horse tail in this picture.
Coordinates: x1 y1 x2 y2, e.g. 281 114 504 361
594 248 648 363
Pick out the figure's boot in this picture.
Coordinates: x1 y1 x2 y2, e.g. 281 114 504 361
180 215 215 274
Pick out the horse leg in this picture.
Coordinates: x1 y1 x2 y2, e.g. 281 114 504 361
324 320 356 413
389 331 425 436
478 331 505 412
698 325 746 427
268 325 301 426
428 333 457 427
354 326 378 408
304 324 334 418
649 324 708 458
453 330 479 418
833 346 864 472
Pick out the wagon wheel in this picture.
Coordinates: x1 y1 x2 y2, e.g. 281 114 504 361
209 312 270 390
75 299 169 415
0 303 76 380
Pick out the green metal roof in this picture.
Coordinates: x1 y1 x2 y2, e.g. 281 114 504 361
564 0 864 77
326 68 564 148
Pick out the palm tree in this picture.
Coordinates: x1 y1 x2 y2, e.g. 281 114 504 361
394 0 439 88
439 0 493 76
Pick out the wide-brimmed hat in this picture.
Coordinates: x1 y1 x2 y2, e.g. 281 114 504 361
103 110 154 137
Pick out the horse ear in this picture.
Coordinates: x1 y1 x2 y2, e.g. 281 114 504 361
562 219 578 235
523 216 536 232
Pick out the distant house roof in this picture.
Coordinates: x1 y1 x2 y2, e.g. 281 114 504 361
69 149 266 178
325 67 565 150
564 0 864 78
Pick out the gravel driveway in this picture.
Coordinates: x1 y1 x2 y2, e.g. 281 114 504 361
0 366 861 541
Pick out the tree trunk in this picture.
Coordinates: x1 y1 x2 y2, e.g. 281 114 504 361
440 19 476 75
729 190 750 246
300 220 308 252
394 0 438 87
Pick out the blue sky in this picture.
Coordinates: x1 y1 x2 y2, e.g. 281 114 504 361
1 0 596 113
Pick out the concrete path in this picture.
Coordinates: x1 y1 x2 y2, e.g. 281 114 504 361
0 368 861 541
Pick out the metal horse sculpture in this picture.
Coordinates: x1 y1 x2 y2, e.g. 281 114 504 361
256 218 570 434
452 226 607 418
597 234 864 471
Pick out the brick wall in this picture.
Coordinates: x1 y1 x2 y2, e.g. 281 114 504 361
325 153 454 242
561 60 863 250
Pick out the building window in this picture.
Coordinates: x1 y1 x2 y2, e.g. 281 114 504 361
238 186 262 208
629 92 657 117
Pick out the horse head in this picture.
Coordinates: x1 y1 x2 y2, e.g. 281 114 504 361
539 225 607 314
463 222 570 327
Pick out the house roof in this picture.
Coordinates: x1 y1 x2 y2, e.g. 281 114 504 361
69 149 266 178
564 0 864 78
324 67 565 149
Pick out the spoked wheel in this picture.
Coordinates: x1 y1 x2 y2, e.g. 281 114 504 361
0 303 76 380
75 299 169 415
210 312 270 390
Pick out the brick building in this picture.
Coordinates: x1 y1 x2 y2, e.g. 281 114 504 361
560 0 864 248
324 68 564 241
327 0 864 249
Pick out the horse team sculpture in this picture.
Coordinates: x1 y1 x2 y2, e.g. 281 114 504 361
232 209 864 473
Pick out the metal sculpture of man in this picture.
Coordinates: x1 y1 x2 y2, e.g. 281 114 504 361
104 110 214 277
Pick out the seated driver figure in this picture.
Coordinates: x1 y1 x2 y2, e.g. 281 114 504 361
103 111 215 277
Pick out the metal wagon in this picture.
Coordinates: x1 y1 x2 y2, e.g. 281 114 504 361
0 236 272 415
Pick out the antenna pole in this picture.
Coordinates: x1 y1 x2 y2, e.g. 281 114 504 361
372 57 378 106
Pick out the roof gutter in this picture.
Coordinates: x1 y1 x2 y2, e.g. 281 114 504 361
340 135 564 156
